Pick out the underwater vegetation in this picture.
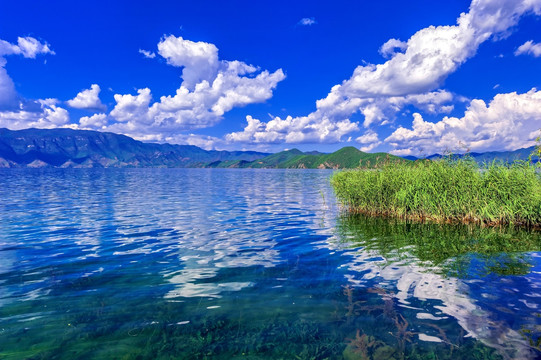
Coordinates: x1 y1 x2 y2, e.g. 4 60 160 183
1 167 540 359
333 214 541 359
0 263 513 360
331 156 541 227
2 214 539 359
340 285 502 360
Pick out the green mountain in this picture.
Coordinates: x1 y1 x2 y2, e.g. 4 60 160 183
0 128 407 169
209 146 408 169
284 147 403 169
247 149 305 168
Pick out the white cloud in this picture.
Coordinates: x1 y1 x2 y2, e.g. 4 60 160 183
0 67 17 107
157 35 220 90
226 114 358 144
0 101 69 130
356 130 380 144
0 36 64 130
397 90 456 114
385 88 541 155
356 130 382 152
139 49 156 59
359 143 381 152
379 38 407 58
109 88 152 123
0 37 54 58
515 40 541 57
66 84 106 111
358 90 457 127
311 0 541 129
227 0 541 148
0 37 54 108
103 36 285 141
79 113 108 129
175 134 221 150
3 1 541 154
298 18 316 26
224 89 457 146
320 0 541 104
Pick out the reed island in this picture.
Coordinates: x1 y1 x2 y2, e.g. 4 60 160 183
331 155 541 228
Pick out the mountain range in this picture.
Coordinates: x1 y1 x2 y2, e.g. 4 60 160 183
0 128 267 168
404 147 539 163
0 128 537 169
0 128 407 169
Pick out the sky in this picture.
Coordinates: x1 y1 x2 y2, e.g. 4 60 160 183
1 0 541 155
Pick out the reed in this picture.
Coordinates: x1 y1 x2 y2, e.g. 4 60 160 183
331 157 541 227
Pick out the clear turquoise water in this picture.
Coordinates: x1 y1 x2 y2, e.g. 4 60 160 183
0 168 540 359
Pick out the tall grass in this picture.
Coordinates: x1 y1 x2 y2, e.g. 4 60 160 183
331 157 541 227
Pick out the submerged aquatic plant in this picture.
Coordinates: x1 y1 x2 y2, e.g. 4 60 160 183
343 330 381 360
343 285 363 323
391 314 416 357
520 313 541 352
360 287 397 320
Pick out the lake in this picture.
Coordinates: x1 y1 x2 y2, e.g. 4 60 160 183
0 168 540 359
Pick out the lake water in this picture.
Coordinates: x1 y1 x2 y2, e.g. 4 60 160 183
0 168 540 359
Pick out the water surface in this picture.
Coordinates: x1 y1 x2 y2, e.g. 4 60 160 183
0 168 540 359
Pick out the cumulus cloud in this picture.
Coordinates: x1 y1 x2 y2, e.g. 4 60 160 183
0 37 54 59
0 36 54 108
109 88 152 123
226 114 358 144
385 88 541 155
79 113 108 129
298 17 317 26
101 35 285 141
0 100 69 130
312 0 541 130
0 36 67 131
318 0 541 107
3 0 541 154
226 0 541 148
379 38 407 58
356 130 382 152
66 84 107 111
515 40 541 57
157 35 220 90
224 88 457 146
359 90 457 127
139 49 156 59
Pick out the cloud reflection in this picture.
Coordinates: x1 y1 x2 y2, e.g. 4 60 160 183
331 215 540 359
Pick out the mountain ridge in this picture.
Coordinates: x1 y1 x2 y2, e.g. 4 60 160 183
0 128 268 168
407 147 539 163
0 128 408 169
0 128 537 168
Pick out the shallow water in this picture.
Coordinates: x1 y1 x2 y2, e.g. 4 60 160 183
0 168 540 359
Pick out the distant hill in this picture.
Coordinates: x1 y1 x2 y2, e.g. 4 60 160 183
246 148 305 168
407 146 539 163
15 127 537 169
209 146 408 169
0 128 267 168
467 147 539 163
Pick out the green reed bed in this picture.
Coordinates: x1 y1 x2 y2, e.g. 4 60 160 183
331 158 541 227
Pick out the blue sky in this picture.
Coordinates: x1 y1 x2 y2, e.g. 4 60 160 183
1 0 541 155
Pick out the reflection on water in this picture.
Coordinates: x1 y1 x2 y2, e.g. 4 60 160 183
333 215 541 359
0 168 539 359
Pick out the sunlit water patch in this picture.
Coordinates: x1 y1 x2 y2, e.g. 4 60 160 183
0 168 539 359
